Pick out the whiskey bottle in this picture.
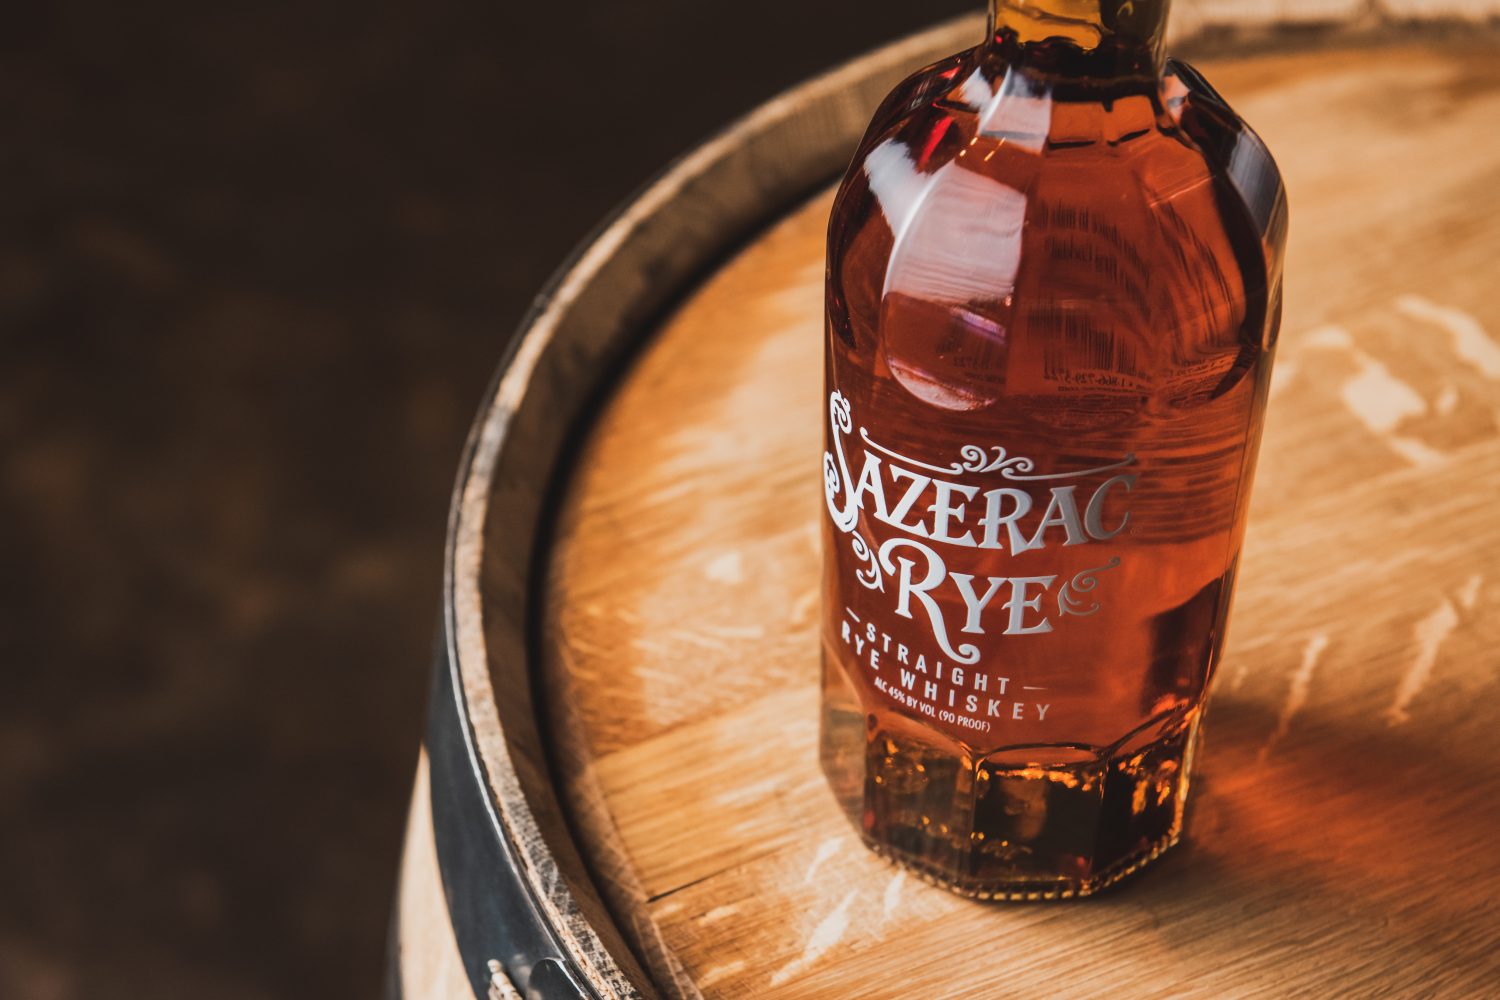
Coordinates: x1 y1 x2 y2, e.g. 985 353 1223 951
820 0 1287 898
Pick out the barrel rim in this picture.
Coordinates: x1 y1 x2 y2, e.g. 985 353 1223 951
437 13 985 998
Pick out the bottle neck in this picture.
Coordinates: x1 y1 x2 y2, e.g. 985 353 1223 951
986 0 1170 81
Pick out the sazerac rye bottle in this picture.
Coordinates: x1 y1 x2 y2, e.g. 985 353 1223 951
820 0 1286 899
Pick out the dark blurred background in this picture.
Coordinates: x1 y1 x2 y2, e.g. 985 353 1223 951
0 2 972 997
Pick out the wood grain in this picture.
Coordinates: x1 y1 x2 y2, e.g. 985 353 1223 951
540 40 1500 1000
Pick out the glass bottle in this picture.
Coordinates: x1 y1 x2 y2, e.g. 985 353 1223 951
820 0 1287 898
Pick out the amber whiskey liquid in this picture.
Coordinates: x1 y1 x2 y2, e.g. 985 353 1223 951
820 0 1286 898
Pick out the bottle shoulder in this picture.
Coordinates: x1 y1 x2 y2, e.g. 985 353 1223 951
825 56 1287 419
846 47 986 166
1165 58 1289 267
833 54 1286 264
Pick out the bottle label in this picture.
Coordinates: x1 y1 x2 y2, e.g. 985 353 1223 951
824 390 1138 732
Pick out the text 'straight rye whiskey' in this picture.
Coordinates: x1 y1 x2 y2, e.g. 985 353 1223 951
820 0 1287 898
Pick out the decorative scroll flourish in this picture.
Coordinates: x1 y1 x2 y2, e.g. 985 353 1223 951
959 444 1035 476
1057 557 1122 617
823 392 859 532
850 532 883 591
862 430 1040 477
1001 453 1136 481
859 425 1135 481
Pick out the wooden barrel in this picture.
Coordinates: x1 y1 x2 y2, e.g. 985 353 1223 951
391 7 1500 999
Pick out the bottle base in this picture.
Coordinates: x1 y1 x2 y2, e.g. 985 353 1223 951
821 661 1203 901
859 828 1182 901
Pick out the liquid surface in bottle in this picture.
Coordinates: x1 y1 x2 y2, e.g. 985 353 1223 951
820 42 1286 897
